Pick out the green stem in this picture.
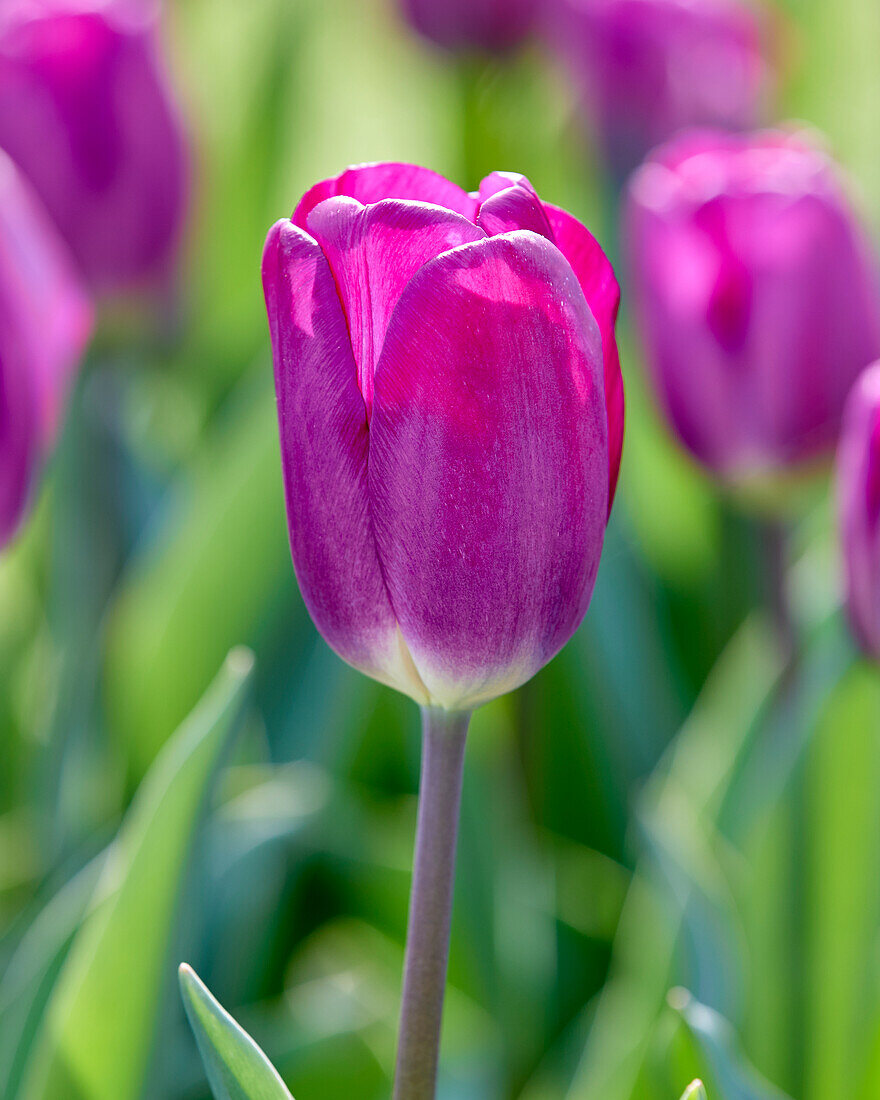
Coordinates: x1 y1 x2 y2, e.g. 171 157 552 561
392 707 470 1100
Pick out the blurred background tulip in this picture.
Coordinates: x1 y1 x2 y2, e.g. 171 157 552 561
837 363 880 658
0 0 188 295
625 129 880 490
549 0 771 183
400 0 537 53
264 165 621 710
0 151 91 547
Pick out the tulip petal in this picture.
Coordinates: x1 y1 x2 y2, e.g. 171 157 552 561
262 220 428 701
0 356 39 547
294 163 477 228
0 5 188 290
477 183 554 240
477 171 537 203
369 231 609 709
838 366 880 657
305 198 485 414
0 152 91 547
545 202 624 510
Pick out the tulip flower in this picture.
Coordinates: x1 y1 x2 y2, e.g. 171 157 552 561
400 0 537 53
263 163 622 712
263 161 622 1100
550 0 769 182
626 129 880 488
0 0 188 293
0 151 92 548
837 363 880 659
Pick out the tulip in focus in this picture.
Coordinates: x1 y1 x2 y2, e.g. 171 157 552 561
0 0 188 293
0 151 92 548
551 0 769 182
263 160 621 1100
263 163 622 713
626 129 880 488
837 364 880 659
400 0 537 53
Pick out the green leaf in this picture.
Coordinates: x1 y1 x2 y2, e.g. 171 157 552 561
680 1082 707 1100
179 964 293 1100
104 379 290 779
669 989 791 1100
20 648 255 1100
0 858 104 1100
563 616 783 1100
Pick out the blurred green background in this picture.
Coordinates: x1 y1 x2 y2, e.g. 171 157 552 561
2 0 880 1097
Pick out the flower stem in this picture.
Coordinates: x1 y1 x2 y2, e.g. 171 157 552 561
392 707 470 1100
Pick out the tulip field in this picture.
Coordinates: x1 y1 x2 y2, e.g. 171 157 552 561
4 1 880 1099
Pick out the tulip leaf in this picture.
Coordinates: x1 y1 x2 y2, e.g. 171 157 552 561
680 1082 707 1100
179 964 294 1100
0 858 104 1100
104 377 292 779
19 648 255 1100
669 989 791 1100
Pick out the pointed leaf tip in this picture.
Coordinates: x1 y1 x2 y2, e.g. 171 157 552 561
681 1081 707 1100
179 963 293 1100
669 987 792 1100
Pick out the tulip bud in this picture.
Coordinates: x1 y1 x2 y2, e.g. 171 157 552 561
550 0 769 182
626 130 880 488
0 0 188 293
0 152 92 547
836 364 880 658
400 0 537 54
263 163 622 710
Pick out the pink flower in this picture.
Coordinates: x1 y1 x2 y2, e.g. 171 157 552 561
837 364 880 658
0 0 188 293
550 0 769 181
626 130 880 483
0 152 92 547
400 0 537 53
263 163 622 709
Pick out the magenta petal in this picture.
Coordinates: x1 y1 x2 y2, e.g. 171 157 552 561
545 203 624 509
477 184 554 240
369 232 609 709
0 350 39 548
477 171 537 203
305 198 485 414
837 364 880 658
262 220 426 699
0 154 91 547
0 3 188 292
293 163 478 228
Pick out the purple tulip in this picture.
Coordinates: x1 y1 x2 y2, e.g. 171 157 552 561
626 129 880 484
550 0 769 181
263 163 622 710
0 0 188 293
400 0 537 53
0 152 92 547
837 364 880 658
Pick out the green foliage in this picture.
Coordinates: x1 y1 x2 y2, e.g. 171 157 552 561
669 990 790 1100
18 650 254 1100
179 964 293 1100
